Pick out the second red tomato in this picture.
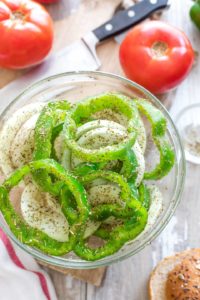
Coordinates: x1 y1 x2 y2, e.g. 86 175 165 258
119 21 194 94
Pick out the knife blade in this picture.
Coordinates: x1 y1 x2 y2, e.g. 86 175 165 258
0 0 169 108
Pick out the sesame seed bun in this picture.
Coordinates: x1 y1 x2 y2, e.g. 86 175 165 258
149 249 200 300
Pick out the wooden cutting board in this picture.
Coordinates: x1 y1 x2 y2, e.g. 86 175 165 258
0 0 122 89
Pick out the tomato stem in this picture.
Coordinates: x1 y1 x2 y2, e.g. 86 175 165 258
11 11 25 21
151 41 168 58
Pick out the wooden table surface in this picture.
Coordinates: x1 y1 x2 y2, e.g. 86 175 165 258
2 1 200 299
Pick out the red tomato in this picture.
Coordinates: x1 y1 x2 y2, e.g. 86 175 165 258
119 21 194 94
0 0 54 69
35 0 59 4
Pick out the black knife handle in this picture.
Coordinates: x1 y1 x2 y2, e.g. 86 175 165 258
93 0 169 42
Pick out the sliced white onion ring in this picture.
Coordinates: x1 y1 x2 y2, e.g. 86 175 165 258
87 184 123 206
133 141 145 187
76 119 126 139
145 185 163 230
83 220 101 239
74 121 145 186
78 126 128 149
54 133 65 161
137 121 147 154
0 103 44 175
93 109 128 127
21 183 69 242
11 114 39 168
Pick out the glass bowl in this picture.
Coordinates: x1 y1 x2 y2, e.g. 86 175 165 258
0 71 185 269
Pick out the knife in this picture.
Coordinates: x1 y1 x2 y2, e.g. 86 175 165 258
0 0 169 108
114 0 170 44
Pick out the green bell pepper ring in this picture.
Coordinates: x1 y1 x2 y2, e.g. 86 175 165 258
134 99 175 180
73 207 147 261
33 101 70 195
63 93 140 162
91 203 139 221
80 170 140 207
73 151 138 180
190 0 200 30
144 136 175 180
80 170 144 220
134 99 166 136
80 170 147 243
61 169 140 225
92 182 149 242
94 226 111 240
59 164 107 226
51 122 64 161
0 159 90 256
128 181 139 200
60 187 78 225
73 162 103 177
138 183 151 211
120 148 138 180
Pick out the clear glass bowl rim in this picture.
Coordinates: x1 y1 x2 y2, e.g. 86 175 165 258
0 71 186 269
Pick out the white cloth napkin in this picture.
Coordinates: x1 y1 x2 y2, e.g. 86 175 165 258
0 228 57 300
